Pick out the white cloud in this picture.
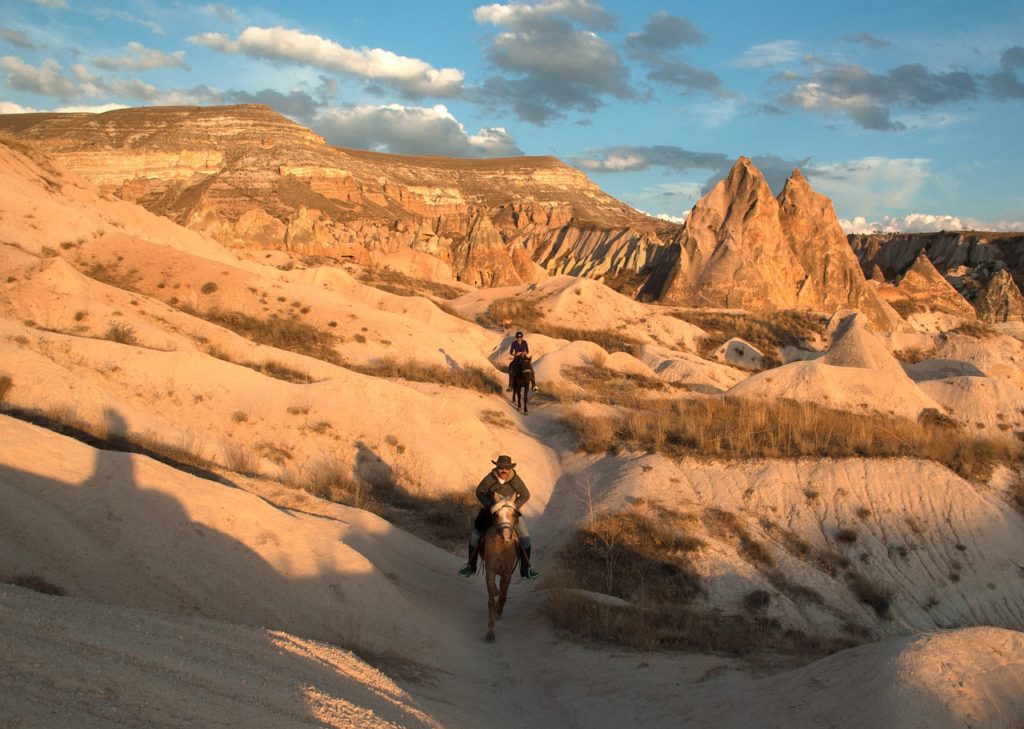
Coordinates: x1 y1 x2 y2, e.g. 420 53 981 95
94 42 189 71
841 213 1024 234
473 1 615 31
202 4 239 23
188 26 464 98
1 56 81 97
32 0 67 7
656 212 688 224
0 100 128 113
807 156 930 215
734 40 801 68
577 153 646 171
313 103 522 157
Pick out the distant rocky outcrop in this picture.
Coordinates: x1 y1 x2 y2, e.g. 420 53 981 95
890 250 977 319
971 269 1024 322
849 230 1024 320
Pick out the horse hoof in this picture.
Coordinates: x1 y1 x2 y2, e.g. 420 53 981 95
486 631 495 642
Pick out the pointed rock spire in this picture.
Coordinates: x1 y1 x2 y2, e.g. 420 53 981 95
896 250 976 318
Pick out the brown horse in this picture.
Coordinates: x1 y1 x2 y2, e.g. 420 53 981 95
483 494 519 642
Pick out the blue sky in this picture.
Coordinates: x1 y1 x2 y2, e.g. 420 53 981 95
2 0 1022 232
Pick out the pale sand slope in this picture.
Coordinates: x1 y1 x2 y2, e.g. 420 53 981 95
1 586 441 729
0 246 556 490
4 415 1024 729
447 274 707 352
727 313 942 419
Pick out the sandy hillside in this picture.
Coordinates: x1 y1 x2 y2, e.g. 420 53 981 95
3 136 1024 729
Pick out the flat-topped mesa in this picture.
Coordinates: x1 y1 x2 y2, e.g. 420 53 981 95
0 104 671 286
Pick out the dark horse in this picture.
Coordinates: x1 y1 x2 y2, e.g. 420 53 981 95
509 355 535 414
483 494 519 642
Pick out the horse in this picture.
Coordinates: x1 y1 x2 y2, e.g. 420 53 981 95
509 355 535 414
483 494 519 642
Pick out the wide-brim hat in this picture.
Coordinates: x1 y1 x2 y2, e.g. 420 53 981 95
492 455 516 469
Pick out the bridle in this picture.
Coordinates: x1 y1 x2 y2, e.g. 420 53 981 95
490 495 518 542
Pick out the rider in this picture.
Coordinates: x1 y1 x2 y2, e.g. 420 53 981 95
507 331 530 392
458 455 541 580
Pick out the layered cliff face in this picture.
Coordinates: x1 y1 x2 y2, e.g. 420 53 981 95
653 158 894 328
849 231 1024 321
0 104 672 286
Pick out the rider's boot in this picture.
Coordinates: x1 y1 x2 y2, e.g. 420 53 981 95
519 538 540 580
458 533 480 576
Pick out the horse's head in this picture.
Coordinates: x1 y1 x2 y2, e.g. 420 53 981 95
490 495 519 542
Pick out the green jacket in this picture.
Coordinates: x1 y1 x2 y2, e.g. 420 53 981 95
476 469 530 510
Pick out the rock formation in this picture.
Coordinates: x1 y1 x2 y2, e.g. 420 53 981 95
849 230 1024 319
892 250 977 319
971 269 1024 322
652 158 895 329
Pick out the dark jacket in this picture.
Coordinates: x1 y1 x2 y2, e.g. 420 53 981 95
476 469 530 510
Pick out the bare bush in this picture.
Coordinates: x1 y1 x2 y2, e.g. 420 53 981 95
105 320 137 345
547 501 855 656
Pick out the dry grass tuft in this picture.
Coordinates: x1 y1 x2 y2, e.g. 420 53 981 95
673 309 827 361
291 457 477 550
345 357 502 394
554 364 669 407
563 396 1019 481
950 321 997 339
0 374 12 406
195 309 341 365
356 268 465 300
3 573 67 596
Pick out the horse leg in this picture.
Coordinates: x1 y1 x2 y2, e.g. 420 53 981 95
496 567 511 618
522 385 528 415
486 569 497 642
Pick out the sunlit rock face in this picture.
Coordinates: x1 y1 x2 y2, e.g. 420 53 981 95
971 269 1024 322
653 158 894 329
0 104 675 288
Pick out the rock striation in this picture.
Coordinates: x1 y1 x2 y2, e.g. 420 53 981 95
849 230 1024 320
892 250 977 319
0 105 674 289
971 269 1024 322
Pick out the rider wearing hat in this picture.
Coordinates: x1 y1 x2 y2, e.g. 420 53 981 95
507 331 529 392
458 454 540 580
